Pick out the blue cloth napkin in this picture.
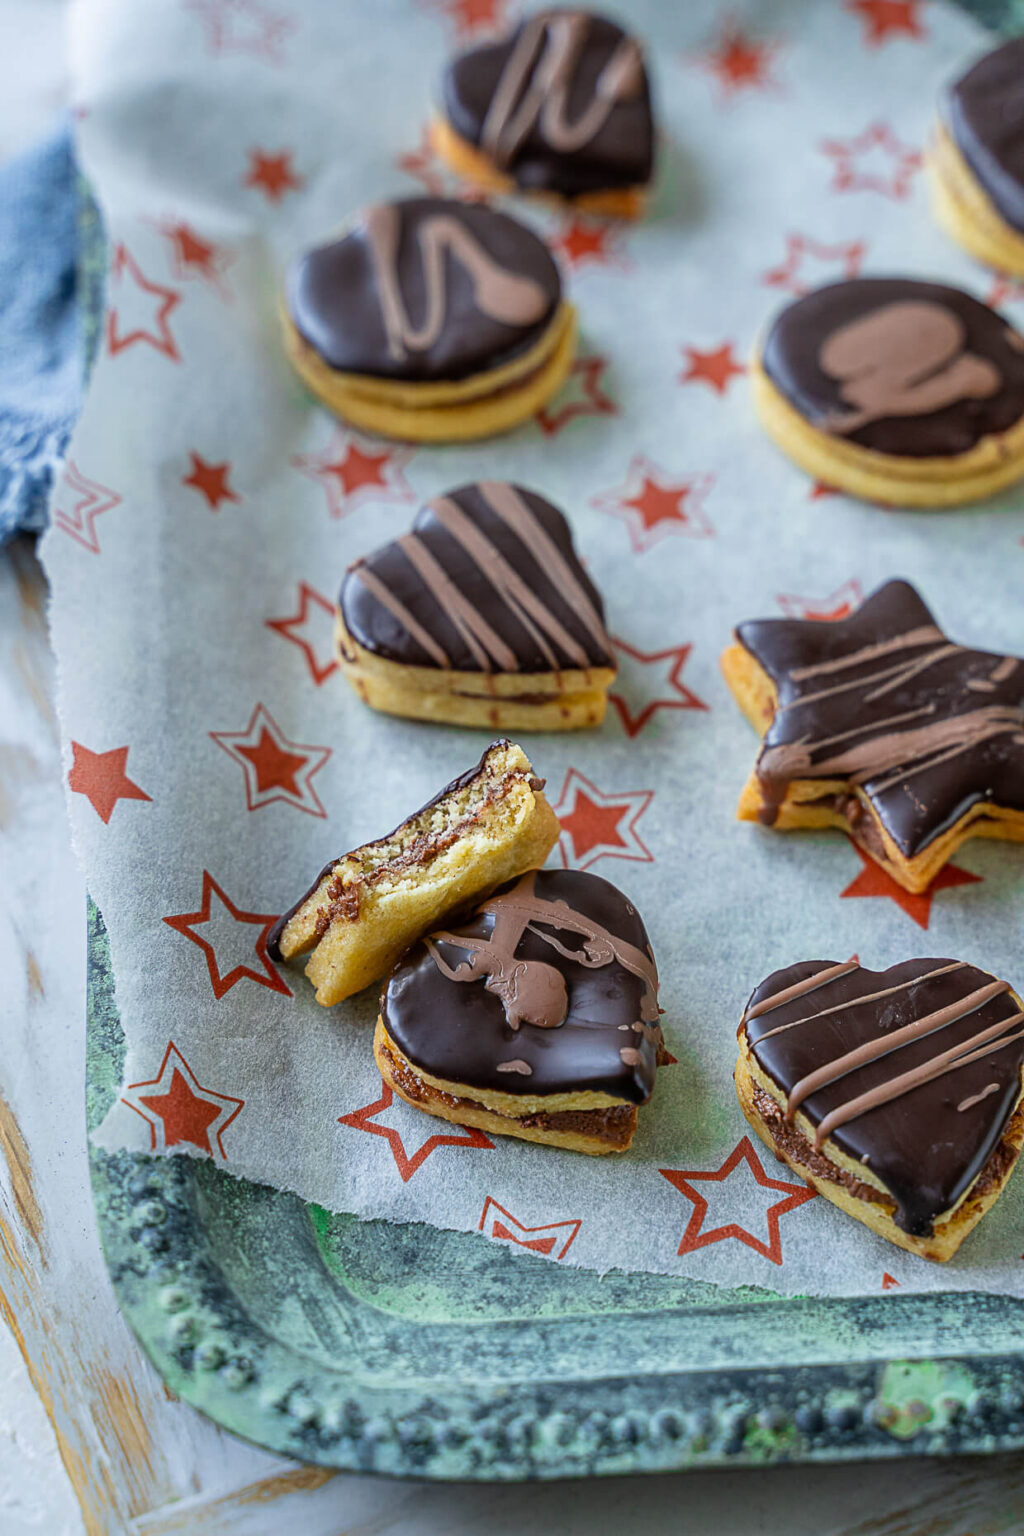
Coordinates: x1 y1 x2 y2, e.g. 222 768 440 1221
0 121 82 545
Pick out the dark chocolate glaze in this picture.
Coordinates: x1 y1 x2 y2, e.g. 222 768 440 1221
442 9 654 198
761 277 1024 457
945 38 1024 236
341 481 613 673
382 868 661 1102
736 580 1024 859
743 958 1024 1236
286 197 561 382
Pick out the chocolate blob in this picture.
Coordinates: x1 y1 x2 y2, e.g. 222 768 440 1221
944 38 1024 236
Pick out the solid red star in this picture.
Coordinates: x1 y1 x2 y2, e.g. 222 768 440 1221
840 846 982 930
265 582 339 685
123 1041 244 1159
659 1136 816 1266
882 1272 901 1290
762 233 868 297
106 244 182 361
185 0 295 62
478 1197 581 1260
68 743 151 824
535 354 617 435
163 871 292 999
338 1083 493 1183
679 342 746 396
846 0 925 46
593 456 714 553
695 20 781 96
551 767 654 871
244 148 303 202
776 580 863 622
809 480 840 500
182 451 240 509
608 638 709 738
292 430 415 518
210 702 330 815
51 460 122 554
986 276 1024 310
551 217 625 271
153 218 234 295
820 121 921 199
423 0 511 38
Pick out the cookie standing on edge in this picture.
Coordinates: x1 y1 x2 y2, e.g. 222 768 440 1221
751 277 1024 506
376 868 669 1154
268 740 559 1004
284 197 576 442
337 480 616 731
433 9 655 218
930 38 1024 278
736 958 1024 1260
721 579 1024 894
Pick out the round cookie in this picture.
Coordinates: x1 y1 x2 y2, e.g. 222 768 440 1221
433 9 655 218
929 38 1024 277
752 276 1024 506
284 196 576 442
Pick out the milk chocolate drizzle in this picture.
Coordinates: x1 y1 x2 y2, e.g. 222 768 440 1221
945 38 1024 236
743 958 1024 1234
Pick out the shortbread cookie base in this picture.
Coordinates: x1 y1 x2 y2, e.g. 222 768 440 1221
735 1032 1024 1261
336 613 614 731
429 115 648 220
283 301 577 442
750 349 1024 508
928 120 1024 279
721 640 1024 894
272 741 559 1005
375 1021 639 1154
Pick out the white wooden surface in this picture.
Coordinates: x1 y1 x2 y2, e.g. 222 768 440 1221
4 5 1024 1532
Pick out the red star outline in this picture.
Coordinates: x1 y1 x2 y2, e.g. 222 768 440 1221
776 580 864 622
840 844 982 930
210 702 331 816
551 766 654 871
608 637 709 738
819 121 921 200
659 1136 816 1266
478 1197 582 1260
244 148 304 202
106 244 182 361
762 233 868 297
679 341 746 396
535 353 617 436
338 1082 494 1183
551 216 629 272
292 430 416 519
419 0 512 40
51 460 122 553
150 216 234 298
846 0 926 47
182 451 241 509
163 871 292 1000
184 0 296 62
592 456 715 554
265 582 339 685
122 1040 244 1159
68 742 152 824
692 17 782 98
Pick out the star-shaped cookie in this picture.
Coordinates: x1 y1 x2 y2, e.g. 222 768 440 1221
721 580 1024 892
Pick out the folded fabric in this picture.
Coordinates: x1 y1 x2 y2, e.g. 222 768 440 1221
0 120 82 545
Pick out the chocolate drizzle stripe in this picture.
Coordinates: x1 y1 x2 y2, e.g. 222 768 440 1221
782 644 952 712
754 962 967 1042
803 704 936 755
959 1082 1001 1113
743 959 860 1022
351 561 450 667
398 532 517 671
789 626 942 682
864 710 1022 794
862 645 963 704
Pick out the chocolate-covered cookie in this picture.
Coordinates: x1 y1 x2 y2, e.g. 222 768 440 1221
337 480 616 731
736 957 1024 1259
721 579 1024 893
433 10 654 218
375 868 668 1154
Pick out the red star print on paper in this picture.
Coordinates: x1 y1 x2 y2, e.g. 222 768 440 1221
776 580 863 622
551 217 627 272
244 149 303 202
660 1136 816 1266
182 452 240 509
679 342 746 396
820 122 921 199
551 767 654 872
535 354 617 435
210 702 330 816
478 1198 582 1260
882 1272 901 1290
397 126 447 197
809 480 840 500
608 638 709 738
292 430 415 519
762 234 868 298
265 582 339 685
184 0 295 62
123 1041 244 1159
106 244 182 361
68 743 151 824
694 19 781 97
51 460 122 553
420 0 511 39
152 218 234 297
846 0 925 47
163 871 291 1000
986 276 1024 310
592 457 714 554
338 1083 493 1183
840 846 981 930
